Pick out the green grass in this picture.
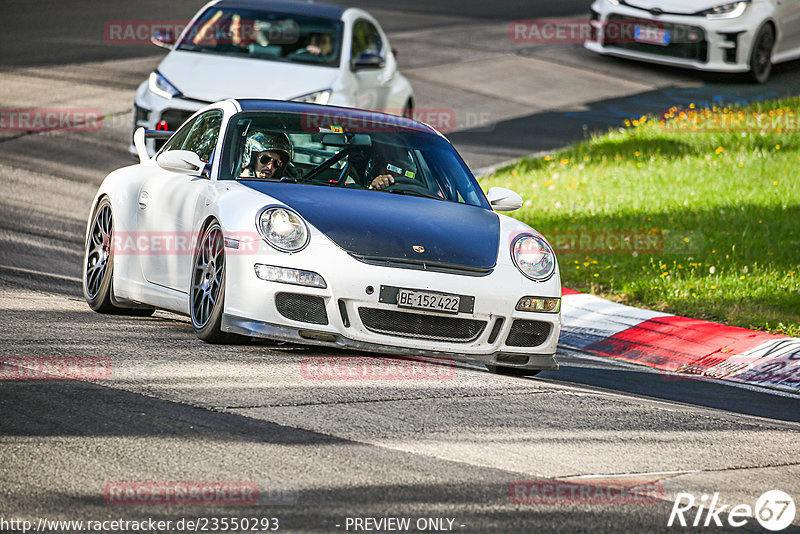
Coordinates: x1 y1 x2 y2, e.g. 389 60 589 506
482 97 800 336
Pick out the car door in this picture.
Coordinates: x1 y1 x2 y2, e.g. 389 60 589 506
138 109 223 293
776 0 800 54
350 19 391 110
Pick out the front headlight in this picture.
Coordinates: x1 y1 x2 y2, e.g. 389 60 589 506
512 234 556 281
257 207 309 252
698 1 749 19
148 71 181 99
292 89 332 105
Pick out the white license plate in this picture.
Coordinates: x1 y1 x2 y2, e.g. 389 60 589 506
397 289 460 314
634 25 671 46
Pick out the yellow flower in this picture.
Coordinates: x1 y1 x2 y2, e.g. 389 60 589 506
715 146 724 155
776 145 781 150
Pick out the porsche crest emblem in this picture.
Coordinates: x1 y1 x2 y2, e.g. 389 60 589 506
412 245 425 253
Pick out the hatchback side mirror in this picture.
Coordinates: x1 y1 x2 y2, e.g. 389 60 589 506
151 29 176 49
352 52 385 70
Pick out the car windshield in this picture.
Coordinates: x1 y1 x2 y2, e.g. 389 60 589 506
219 111 490 209
176 8 342 67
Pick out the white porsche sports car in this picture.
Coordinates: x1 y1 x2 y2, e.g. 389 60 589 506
585 0 800 82
85 100 561 375
132 0 414 155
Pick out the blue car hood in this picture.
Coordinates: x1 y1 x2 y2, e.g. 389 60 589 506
241 182 499 271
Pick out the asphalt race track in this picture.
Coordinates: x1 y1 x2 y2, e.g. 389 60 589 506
1 1 800 533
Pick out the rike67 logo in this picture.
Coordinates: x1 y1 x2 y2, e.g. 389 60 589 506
669 490 796 531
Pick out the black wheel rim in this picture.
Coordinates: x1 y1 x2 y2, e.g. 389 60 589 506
754 29 774 77
85 203 112 299
191 226 224 328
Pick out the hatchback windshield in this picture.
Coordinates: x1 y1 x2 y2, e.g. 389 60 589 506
177 8 342 67
220 111 489 209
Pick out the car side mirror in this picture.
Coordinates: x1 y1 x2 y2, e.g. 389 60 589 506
151 29 176 49
486 187 524 212
352 52 385 70
156 150 205 175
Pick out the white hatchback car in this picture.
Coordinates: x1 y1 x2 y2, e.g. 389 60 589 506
585 0 800 82
132 0 414 154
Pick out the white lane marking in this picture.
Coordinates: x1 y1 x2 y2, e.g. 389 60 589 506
563 470 699 480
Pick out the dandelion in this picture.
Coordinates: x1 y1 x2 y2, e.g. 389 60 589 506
709 266 716 274
715 146 724 155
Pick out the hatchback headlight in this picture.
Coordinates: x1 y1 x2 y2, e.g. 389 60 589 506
698 1 749 19
512 234 556 281
292 89 332 105
257 207 309 252
148 71 180 99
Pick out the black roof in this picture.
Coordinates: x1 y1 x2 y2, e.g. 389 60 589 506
213 0 346 19
234 99 438 135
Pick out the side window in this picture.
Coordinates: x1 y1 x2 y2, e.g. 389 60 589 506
160 116 198 154
181 110 223 162
351 20 382 60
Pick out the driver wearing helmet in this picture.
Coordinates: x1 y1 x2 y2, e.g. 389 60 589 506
239 132 293 180
368 149 418 190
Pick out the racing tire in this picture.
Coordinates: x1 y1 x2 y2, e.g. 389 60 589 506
486 364 541 377
190 221 250 344
83 197 155 316
749 24 775 84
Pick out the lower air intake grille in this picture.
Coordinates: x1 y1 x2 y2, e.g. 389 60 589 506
506 320 551 347
276 293 328 325
358 308 486 342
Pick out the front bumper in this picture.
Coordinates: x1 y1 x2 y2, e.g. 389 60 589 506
222 238 562 371
222 314 559 370
585 5 761 73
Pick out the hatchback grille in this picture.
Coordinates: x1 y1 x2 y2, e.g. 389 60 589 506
358 308 486 342
605 15 708 63
506 320 551 347
275 293 328 325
